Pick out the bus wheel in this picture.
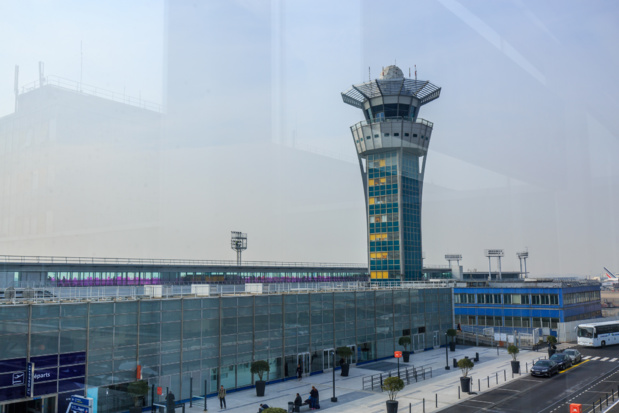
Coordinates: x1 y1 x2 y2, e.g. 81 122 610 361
602 341 606 347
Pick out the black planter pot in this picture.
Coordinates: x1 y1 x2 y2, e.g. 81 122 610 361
341 363 350 377
386 400 399 413
460 376 471 393
511 360 520 374
256 380 266 397
449 341 456 352
402 351 410 363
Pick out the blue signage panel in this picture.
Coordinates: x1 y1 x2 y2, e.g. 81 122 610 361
12 372 24 385
33 368 57 383
70 405 90 413
25 362 34 398
71 395 92 407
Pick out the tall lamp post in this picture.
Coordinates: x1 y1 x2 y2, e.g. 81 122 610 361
331 352 338 402
445 333 450 370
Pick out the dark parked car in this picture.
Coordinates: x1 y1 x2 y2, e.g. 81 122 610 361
550 353 573 370
531 360 559 377
562 349 582 364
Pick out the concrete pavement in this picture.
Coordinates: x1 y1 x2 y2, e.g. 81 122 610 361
173 344 563 413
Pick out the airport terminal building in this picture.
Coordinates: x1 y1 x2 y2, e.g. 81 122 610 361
0 267 453 413
454 279 602 333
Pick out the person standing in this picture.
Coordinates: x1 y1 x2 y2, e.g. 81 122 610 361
218 385 227 409
309 386 319 409
296 363 303 381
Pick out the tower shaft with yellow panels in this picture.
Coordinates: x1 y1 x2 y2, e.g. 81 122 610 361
341 65 441 281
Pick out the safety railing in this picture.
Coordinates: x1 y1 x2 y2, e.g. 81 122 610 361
362 364 433 392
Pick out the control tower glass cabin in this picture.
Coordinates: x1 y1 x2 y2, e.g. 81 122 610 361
341 65 441 282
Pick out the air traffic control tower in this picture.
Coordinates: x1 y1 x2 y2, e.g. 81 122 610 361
342 65 441 281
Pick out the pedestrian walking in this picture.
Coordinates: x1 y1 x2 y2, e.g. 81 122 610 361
296 363 303 381
218 385 227 409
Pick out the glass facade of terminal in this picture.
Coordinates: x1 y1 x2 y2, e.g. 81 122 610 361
0 266 368 288
0 287 452 412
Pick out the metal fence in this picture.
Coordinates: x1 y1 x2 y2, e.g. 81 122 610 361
362 364 433 392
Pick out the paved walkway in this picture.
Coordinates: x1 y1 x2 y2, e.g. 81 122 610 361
177 344 569 413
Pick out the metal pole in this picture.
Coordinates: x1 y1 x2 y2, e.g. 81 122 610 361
397 357 400 378
445 333 450 370
435 393 437 408
151 384 155 413
458 386 460 399
190 377 193 407
331 352 337 402
204 379 207 411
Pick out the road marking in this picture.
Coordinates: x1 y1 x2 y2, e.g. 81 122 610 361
560 359 590 373
601 357 610 361
611 358 618 362
591 356 601 360
583 356 592 360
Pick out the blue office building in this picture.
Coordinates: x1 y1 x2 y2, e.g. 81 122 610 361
454 279 601 333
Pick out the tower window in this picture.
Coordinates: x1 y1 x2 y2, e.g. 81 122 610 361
394 133 399 137
366 136 371 140
384 133 390 137
413 134 418 137
374 134 379 138
404 133 409 137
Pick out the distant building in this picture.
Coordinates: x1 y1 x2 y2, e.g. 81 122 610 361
0 76 162 255
454 279 602 334
0 255 368 287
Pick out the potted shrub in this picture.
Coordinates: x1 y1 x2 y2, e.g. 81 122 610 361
262 408 287 413
382 376 404 413
337 346 354 377
508 344 520 374
447 328 457 351
458 357 474 393
398 336 412 363
251 360 270 397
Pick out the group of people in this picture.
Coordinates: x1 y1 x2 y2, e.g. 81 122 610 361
298 386 320 410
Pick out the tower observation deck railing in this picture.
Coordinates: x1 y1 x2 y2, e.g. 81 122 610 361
352 117 433 129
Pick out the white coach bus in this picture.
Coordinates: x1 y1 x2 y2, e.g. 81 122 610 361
577 320 619 347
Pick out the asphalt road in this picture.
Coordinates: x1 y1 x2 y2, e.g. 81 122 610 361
440 345 619 413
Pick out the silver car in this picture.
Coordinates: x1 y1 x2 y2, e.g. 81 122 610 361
562 349 582 364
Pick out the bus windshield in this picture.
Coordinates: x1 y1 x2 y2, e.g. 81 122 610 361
578 327 593 338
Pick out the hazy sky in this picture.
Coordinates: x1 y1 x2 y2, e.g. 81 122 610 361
1 0 618 277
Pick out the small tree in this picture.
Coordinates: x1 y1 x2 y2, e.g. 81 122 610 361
127 380 148 406
336 346 353 361
446 328 457 342
546 335 557 345
507 344 520 361
398 336 411 352
507 344 519 361
458 357 474 378
251 360 270 382
382 376 405 401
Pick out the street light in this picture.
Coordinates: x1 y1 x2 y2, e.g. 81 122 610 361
445 333 450 370
331 352 338 402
